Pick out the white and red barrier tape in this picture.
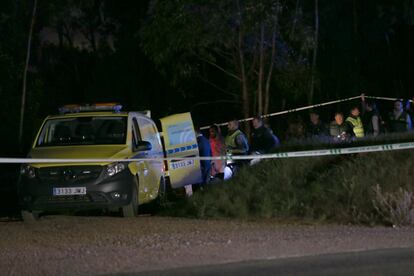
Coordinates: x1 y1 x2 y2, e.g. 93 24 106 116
0 141 413 163
200 95 414 130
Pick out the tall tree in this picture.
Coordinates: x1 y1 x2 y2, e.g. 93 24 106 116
141 0 310 123
308 0 318 104
19 0 37 149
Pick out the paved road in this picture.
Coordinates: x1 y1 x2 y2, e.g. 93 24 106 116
1 216 414 275
138 247 414 276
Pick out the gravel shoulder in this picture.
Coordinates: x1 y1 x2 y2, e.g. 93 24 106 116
1 215 414 275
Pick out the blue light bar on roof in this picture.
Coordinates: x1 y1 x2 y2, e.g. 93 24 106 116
59 103 123 114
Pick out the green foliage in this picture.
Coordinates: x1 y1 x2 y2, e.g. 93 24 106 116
172 150 414 225
2 0 414 155
140 0 314 113
372 184 414 226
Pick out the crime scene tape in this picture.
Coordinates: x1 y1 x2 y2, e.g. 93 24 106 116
200 95 362 130
1 141 414 164
201 94 414 130
365 95 414 103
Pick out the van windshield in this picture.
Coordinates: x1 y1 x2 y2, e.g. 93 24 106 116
36 116 127 147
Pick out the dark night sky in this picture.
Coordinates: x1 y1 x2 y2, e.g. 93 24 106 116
1 0 414 154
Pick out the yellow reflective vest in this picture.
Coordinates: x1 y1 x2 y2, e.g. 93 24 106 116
346 116 365 138
225 129 248 155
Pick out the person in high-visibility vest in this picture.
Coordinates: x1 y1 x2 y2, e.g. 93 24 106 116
345 106 365 138
225 119 249 155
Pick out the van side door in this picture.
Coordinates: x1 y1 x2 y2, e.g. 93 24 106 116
129 115 153 204
160 112 202 188
137 115 164 201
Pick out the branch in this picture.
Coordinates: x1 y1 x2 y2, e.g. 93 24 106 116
213 47 235 62
195 54 242 82
190 99 242 111
197 75 237 98
62 23 74 47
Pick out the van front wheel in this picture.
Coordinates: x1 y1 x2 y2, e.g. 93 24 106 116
122 178 139 217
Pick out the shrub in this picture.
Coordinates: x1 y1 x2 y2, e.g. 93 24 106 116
169 149 414 225
372 184 414 226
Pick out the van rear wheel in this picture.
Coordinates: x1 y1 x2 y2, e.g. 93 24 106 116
122 178 139 217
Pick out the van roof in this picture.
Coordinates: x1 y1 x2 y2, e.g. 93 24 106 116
46 111 151 120
46 111 129 120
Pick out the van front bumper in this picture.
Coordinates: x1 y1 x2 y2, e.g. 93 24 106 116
18 165 135 211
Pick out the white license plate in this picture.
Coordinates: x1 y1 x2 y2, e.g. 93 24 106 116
170 159 195 170
53 187 87 196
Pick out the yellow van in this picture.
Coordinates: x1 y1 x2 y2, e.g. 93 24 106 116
18 104 202 220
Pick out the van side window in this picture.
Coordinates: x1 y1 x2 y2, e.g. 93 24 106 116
138 117 161 152
132 117 142 147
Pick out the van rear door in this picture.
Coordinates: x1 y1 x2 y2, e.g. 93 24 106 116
160 112 202 188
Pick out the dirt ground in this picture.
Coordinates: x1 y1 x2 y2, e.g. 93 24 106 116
1 215 414 275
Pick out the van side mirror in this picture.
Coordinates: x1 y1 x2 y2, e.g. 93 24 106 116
134 141 152 152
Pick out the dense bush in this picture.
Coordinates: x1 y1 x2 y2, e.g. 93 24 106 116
372 185 414 226
171 150 414 225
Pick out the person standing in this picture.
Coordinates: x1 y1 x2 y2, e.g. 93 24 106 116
250 116 280 154
345 106 365 138
305 111 328 139
405 97 414 120
209 125 226 179
330 112 353 143
225 119 250 174
196 128 212 185
285 117 306 142
387 100 413 133
361 95 381 137
225 119 249 156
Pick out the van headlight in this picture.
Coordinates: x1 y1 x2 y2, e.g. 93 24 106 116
20 165 36 178
105 163 126 177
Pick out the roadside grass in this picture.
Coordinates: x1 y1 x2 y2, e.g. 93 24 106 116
275 132 414 152
164 149 414 226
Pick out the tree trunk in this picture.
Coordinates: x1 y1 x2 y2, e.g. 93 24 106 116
290 0 301 39
352 0 360 91
264 28 276 116
236 0 250 134
239 27 249 124
257 23 265 116
309 0 319 105
19 0 37 150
